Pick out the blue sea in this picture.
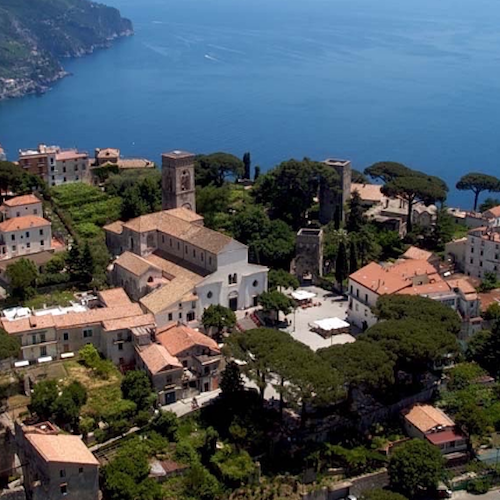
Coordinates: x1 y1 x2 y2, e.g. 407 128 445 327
1 0 500 207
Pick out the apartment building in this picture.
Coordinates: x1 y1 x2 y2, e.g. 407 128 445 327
465 226 500 280
18 144 89 185
16 421 99 500
347 257 481 337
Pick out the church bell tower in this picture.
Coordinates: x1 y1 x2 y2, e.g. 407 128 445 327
161 150 196 212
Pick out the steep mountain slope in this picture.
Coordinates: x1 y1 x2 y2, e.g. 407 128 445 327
0 0 132 99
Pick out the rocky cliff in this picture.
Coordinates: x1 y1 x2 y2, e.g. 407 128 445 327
0 0 133 99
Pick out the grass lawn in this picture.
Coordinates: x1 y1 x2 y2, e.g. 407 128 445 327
452 223 468 240
63 360 123 418
25 290 76 310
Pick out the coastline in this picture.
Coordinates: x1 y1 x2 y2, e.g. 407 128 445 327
0 30 133 101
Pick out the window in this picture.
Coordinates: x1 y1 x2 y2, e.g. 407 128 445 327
191 301 196 309
471 248 474 253
177 242 180 250
350 285 353 294
168 313 173 321
470 258 474 264
179 312 183 319
228 273 237 285
60 469 66 478
178 303 183 309
26 242 31 249
253 280 258 287
480 250 484 256
193 249 196 257
207 291 213 299
34 209 38 215
356 289 359 298
60 484 67 495
83 329 93 338
40 333 46 342
40 346 47 356
63 177 67 182
496 254 499 260
480 261 483 267
201 253 204 261
11 234 15 241
63 332 69 341
79 467 83 474
40 229 44 236
63 166 66 173
12 245 16 251
187 311 195 321
162 235 165 243
16 212 20 217
41 240 44 246
118 343 123 351
185 246 188 254
32 334 36 345
209 257 212 265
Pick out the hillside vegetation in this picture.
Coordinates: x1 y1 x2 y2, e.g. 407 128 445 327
0 0 132 98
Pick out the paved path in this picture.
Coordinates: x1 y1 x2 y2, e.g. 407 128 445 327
161 389 221 417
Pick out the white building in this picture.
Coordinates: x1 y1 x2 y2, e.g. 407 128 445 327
464 226 500 280
1 194 43 220
0 195 52 260
51 149 90 186
105 208 268 327
347 256 481 337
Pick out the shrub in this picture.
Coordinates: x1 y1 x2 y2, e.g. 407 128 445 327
467 477 491 495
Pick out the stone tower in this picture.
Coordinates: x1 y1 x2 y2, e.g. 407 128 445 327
319 158 352 225
162 150 196 212
294 228 324 285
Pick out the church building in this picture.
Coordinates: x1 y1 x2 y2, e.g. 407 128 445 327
105 150 268 327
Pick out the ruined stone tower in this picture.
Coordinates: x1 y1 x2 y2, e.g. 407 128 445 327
319 158 352 225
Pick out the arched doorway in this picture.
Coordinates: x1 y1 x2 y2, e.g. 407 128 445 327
228 291 238 311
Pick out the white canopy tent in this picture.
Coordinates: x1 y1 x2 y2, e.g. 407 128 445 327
309 317 350 338
291 290 316 302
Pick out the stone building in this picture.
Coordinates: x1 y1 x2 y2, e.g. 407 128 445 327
15 421 99 500
162 150 197 212
319 158 352 224
293 228 324 285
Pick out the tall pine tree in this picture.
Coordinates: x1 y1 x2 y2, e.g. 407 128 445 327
335 241 348 293
243 152 251 180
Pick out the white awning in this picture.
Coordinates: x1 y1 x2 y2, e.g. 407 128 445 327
14 360 29 368
60 352 75 359
291 290 317 301
312 317 350 331
37 356 53 364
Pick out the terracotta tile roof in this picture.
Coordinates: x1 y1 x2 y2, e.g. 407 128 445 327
3 194 41 207
402 246 434 262
166 207 204 224
2 304 144 334
349 260 441 296
446 278 478 298
117 158 154 169
156 323 220 357
103 220 124 235
137 343 182 375
351 183 383 203
403 404 455 433
110 210 238 254
397 282 452 296
484 206 500 218
426 429 466 445
26 434 99 465
0 215 50 232
97 148 120 159
55 150 88 161
98 288 132 308
114 252 161 277
102 313 155 332
140 254 205 314
478 289 500 312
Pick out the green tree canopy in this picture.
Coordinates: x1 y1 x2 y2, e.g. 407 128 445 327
479 197 500 213
335 240 348 293
268 269 299 291
318 341 395 399
195 152 245 187
373 295 461 335
242 152 251 180
466 325 500 378
388 439 445 497
151 410 179 441
257 290 294 323
253 158 339 229
447 363 486 392
351 169 370 184
231 205 296 268
201 304 236 338
121 370 155 411
361 489 408 500
362 319 459 381
456 172 500 211
346 189 367 233
29 380 58 420
195 184 231 229
365 162 448 232
220 361 244 396
6 258 39 301
0 328 20 360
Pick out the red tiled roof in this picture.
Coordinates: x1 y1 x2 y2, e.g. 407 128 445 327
3 195 41 207
0 216 50 232
156 323 219 357
426 429 466 445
